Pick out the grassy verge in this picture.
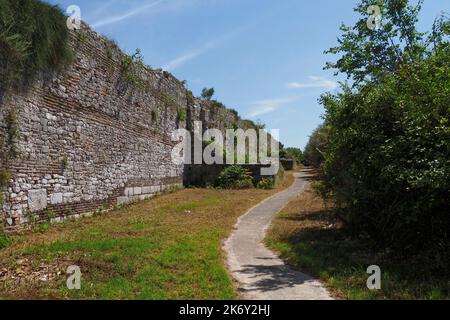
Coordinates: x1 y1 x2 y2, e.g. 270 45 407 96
266 179 449 300
0 173 294 300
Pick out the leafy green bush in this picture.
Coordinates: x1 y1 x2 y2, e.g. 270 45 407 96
257 178 275 189
303 125 329 167
319 0 450 255
120 49 150 89
0 0 72 97
321 51 450 253
217 166 254 189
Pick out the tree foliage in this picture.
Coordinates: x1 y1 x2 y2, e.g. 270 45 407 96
319 0 449 256
201 87 215 100
325 0 427 85
303 125 329 167
217 166 253 189
281 147 304 164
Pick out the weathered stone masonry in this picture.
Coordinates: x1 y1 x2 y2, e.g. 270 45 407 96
0 25 242 230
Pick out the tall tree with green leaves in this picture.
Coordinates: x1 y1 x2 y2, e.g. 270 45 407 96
318 0 449 254
325 0 427 85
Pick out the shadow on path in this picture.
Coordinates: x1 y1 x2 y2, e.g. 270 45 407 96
224 168 333 300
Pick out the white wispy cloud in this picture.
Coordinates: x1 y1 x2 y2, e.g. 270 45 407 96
92 0 167 28
162 12 256 71
162 39 220 71
287 76 338 90
247 97 296 117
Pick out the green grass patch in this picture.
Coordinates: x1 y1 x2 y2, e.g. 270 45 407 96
0 232 11 249
0 174 294 300
266 189 449 300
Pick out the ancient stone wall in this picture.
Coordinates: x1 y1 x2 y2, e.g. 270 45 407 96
0 25 242 230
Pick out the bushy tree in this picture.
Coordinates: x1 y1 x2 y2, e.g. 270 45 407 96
303 125 329 167
325 0 427 85
217 166 253 189
201 87 215 100
319 0 449 255
281 147 304 164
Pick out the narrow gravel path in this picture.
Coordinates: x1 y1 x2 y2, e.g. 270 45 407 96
224 169 333 300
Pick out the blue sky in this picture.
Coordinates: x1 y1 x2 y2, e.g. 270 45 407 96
48 0 448 149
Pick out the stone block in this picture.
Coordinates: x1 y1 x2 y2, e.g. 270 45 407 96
27 189 47 212
50 193 63 205
142 186 152 194
117 196 130 205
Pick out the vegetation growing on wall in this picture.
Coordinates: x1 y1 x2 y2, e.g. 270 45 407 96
186 90 195 105
0 0 72 99
0 111 18 207
120 49 149 89
177 108 187 122
158 92 177 109
0 168 10 206
150 109 159 125
5 111 18 158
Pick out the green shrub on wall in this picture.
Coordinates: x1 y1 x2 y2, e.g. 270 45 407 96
217 166 254 189
120 49 151 90
177 108 187 122
0 110 18 206
0 168 11 206
0 0 72 97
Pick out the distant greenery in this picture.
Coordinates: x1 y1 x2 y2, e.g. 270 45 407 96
201 87 215 100
217 166 254 189
281 147 304 164
0 0 72 97
312 0 449 258
303 125 329 167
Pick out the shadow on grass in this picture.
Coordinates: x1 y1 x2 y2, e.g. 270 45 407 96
279 210 332 222
270 208 449 299
236 263 315 294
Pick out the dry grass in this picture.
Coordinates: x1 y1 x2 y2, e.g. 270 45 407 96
266 185 449 300
0 173 294 300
